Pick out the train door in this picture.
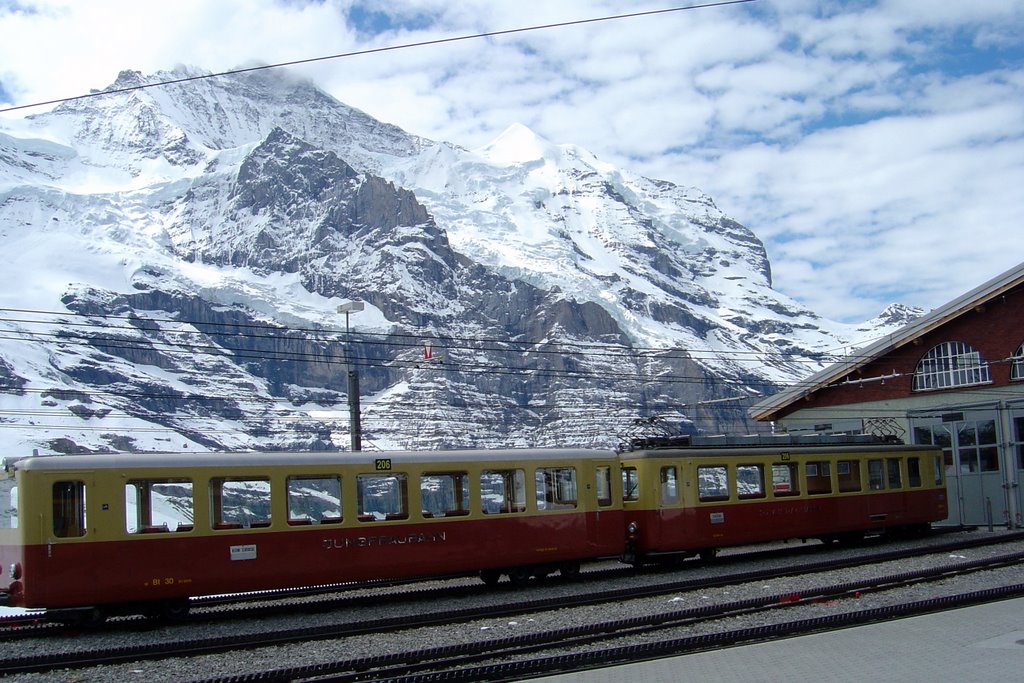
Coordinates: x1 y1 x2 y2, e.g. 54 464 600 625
21 473 93 605
913 413 1005 526
587 462 620 552
0 473 16 532
0 472 20 596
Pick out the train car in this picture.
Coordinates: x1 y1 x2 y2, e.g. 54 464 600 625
0 448 624 620
619 436 947 564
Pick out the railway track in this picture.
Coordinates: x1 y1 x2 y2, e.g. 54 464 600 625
302 584 1024 683
2 530 1024 679
190 565 1024 683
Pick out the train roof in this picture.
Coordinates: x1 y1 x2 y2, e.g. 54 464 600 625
620 443 939 460
0 448 617 475
619 433 938 459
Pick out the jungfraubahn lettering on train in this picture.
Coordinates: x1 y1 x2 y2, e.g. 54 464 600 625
321 531 448 550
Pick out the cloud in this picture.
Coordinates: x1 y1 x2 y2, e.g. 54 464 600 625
1 0 1022 324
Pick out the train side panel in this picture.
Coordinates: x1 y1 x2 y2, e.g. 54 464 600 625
4 450 624 610
622 444 947 560
16 512 621 608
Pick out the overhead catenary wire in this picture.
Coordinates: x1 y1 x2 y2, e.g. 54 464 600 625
0 325 855 395
1 307 1019 402
0 306 922 366
3 302 1020 419
0 1 757 115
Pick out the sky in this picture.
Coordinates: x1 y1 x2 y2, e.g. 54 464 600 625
0 0 1022 323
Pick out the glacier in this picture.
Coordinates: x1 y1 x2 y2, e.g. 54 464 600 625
0 67 921 454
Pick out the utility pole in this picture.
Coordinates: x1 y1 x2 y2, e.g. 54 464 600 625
338 301 364 451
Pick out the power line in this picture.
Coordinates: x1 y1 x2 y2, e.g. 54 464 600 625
4 306 1021 408
2 316 1018 397
0 306 900 366
0 1 756 115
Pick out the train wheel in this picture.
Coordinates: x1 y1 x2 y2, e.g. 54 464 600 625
559 561 581 580
480 569 501 587
160 599 191 622
837 531 865 546
890 523 930 539
508 567 531 587
698 548 718 564
59 606 107 627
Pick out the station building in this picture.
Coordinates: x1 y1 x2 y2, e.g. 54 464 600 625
749 261 1024 528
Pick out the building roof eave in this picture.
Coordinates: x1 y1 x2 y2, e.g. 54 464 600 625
748 261 1024 423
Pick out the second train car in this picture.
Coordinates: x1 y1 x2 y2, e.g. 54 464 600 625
620 436 947 564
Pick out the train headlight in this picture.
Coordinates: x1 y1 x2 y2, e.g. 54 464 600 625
627 522 639 535
9 563 20 580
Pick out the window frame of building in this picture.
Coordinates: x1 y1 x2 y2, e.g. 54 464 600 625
1011 342 1024 381
912 341 991 392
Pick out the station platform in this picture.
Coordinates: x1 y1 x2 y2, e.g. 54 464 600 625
539 597 1024 682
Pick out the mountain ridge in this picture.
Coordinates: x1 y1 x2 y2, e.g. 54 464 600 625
0 67 922 454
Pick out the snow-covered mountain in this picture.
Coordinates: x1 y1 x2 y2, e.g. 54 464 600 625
0 67 921 454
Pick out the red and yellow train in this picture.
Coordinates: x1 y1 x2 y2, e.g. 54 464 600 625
0 437 947 621
619 439 947 563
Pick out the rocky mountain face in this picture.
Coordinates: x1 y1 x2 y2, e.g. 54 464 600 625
0 68 919 454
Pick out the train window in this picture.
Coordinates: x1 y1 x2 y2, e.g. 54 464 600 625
481 469 526 514
1 478 16 529
837 460 862 492
660 466 678 506
697 465 729 502
210 477 272 529
53 481 86 538
287 475 342 525
868 460 884 490
737 464 765 499
125 479 194 533
907 458 922 487
771 463 800 497
887 459 902 489
595 466 613 507
621 467 639 502
934 455 944 486
806 461 832 495
420 472 469 517
357 473 409 521
536 467 578 510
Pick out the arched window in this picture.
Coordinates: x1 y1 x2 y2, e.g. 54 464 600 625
912 341 991 391
1012 342 1024 381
